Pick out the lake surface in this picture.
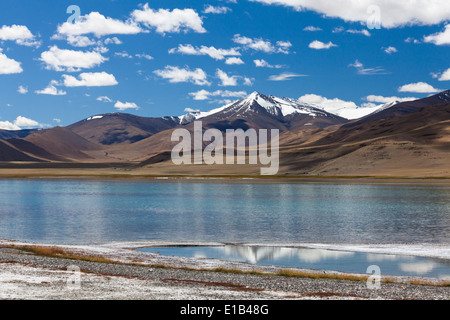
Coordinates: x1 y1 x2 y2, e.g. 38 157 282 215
138 245 450 279
0 179 449 245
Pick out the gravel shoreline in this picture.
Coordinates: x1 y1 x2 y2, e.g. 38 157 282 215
0 241 449 300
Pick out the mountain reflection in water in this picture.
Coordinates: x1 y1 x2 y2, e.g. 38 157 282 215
139 245 450 279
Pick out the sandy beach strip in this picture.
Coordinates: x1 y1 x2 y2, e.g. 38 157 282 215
0 240 449 300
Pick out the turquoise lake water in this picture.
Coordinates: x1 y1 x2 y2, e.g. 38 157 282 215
0 179 449 245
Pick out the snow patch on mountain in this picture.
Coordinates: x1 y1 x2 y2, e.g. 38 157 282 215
178 101 235 124
437 90 450 102
86 115 104 121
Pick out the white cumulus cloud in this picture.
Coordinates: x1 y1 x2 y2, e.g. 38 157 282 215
104 37 122 45
0 50 23 74
169 44 241 60
114 101 140 111
225 57 244 65
55 12 143 39
433 68 450 81
132 4 206 34
62 35 97 47
115 51 133 59
203 5 232 14
135 53 153 60
216 69 238 86
0 121 20 131
233 34 292 54
0 24 40 47
249 0 450 28
0 116 42 130
154 66 210 86
346 29 371 37
35 81 67 96
303 26 322 32
398 82 441 93
17 86 28 94
308 40 337 50
254 59 283 68
383 46 398 54
39 45 107 72
62 72 118 87
14 116 39 128
423 24 450 45
189 89 247 101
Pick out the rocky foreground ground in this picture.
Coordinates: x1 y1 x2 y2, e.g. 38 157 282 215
0 245 449 300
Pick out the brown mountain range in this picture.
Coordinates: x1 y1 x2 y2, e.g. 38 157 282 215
0 90 448 178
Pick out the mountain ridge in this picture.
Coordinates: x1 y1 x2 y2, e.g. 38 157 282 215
0 90 414 144
0 90 448 178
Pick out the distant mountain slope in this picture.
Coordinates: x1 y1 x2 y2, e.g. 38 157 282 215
67 113 180 145
7 138 67 162
346 90 450 127
279 101 450 176
25 127 103 161
0 129 41 140
0 140 43 162
307 91 450 146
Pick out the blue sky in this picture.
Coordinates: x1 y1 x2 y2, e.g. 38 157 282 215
0 0 449 128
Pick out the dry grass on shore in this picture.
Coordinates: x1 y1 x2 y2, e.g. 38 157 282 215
2 244 450 288
3 245 119 265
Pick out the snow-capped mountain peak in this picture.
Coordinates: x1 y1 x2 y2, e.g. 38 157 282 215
437 89 450 102
178 91 332 124
369 100 400 116
236 91 324 117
